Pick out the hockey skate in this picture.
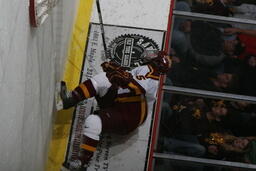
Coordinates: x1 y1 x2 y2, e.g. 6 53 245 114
55 81 79 111
61 160 88 171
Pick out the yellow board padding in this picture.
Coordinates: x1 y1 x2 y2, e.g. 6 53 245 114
64 0 94 89
46 0 94 170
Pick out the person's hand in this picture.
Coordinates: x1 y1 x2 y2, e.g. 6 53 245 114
208 145 219 155
224 28 241 35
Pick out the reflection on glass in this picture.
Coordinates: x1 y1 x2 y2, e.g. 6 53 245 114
168 13 256 96
157 93 256 165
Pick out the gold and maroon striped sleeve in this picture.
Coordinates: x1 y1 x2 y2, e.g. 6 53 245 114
74 80 97 100
127 79 146 95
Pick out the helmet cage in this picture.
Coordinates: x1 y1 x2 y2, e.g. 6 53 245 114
151 51 170 74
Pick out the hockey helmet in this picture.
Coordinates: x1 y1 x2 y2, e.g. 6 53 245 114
150 51 171 74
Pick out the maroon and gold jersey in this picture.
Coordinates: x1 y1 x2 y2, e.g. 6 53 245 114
75 64 160 134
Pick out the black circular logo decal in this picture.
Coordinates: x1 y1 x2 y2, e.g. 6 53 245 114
107 34 159 69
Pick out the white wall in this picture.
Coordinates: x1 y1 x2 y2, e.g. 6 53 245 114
0 0 78 170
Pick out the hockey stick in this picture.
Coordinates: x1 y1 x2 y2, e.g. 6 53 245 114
95 0 109 59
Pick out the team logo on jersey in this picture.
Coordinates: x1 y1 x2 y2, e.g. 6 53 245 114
107 34 159 69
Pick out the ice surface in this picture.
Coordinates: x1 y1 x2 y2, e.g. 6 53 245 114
91 0 171 30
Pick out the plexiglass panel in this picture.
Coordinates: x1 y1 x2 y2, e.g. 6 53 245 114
152 1 256 170
156 93 256 165
167 15 256 96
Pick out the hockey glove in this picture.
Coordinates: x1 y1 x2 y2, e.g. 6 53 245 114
101 62 132 88
107 69 132 88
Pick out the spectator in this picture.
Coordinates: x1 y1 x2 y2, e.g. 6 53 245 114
245 55 256 67
189 20 226 67
169 61 240 93
222 37 245 58
160 98 227 157
222 53 256 96
192 0 235 17
204 133 256 164
171 1 192 58
238 55 256 96
221 101 256 136
224 27 256 59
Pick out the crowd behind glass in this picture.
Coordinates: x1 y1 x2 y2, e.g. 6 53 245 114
155 0 256 170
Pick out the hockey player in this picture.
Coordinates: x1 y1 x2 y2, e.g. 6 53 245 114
56 50 171 169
